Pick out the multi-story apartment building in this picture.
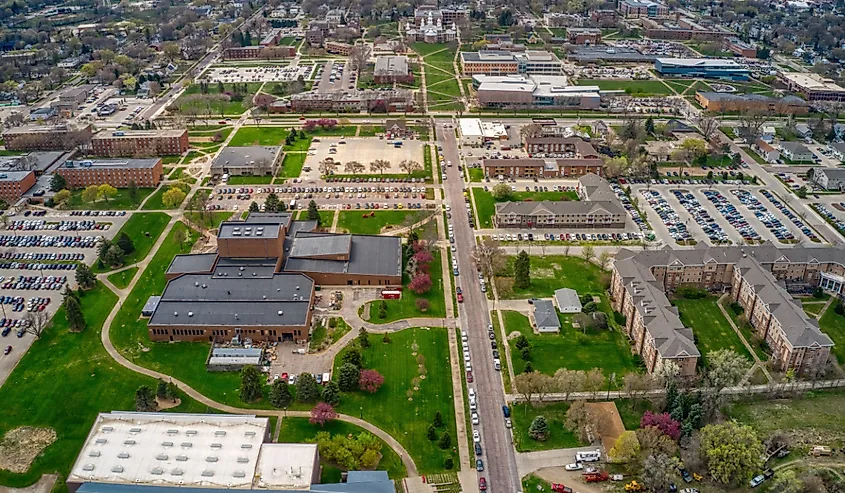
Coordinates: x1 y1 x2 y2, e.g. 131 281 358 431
617 0 669 18
2 124 93 151
289 89 414 113
611 246 838 377
483 157 604 178
460 50 563 76
0 170 37 202
524 136 602 157
224 45 296 59
780 72 845 102
325 41 353 55
90 129 189 157
56 158 163 188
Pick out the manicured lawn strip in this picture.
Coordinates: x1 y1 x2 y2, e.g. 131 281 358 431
277 417 407 479
510 402 583 452
284 135 313 152
184 211 233 230
471 188 578 228
490 311 512 393
412 42 456 59
616 399 654 430
66 188 155 210
802 301 826 317
359 125 380 137
333 328 457 474
176 83 262 115
0 282 209 489
364 250 446 323
496 255 607 300
142 186 184 210
472 188 495 228
307 126 358 137
279 153 306 179
336 210 431 235
161 156 182 165
229 126 289 146
295 209 335 227
818 303 845 365
108 267 138 289
469 168 484 182
575 79 672 95
721 298 769 361
93 212 170 273
503 310 636 376
730 388 845 437
227 175 274 185
673 297 752 364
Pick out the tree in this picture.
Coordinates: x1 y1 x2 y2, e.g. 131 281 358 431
609 430 641 463
640 454 681 493
528 416 550 441
115 232 135 255
53 189 71 206
513 250 530 289
640 411 681 441
135 385 156 411
427 424 437 440
265 192 280 212
127 181 138 202
24 310 49 339
342 347 362 369
398 159 423 175
97 184 118 203
64 292 85 332
582 244 595 264
249 201 260 212
344 160 366 174
338 362 360 391
269 380 293 407
309 402 338 426
438 431 451 449
103 244 126 268
306 200 321 225
602 156 629 179
359 369 385 393
696 115 720 142
472 238 506 277
409 273 433 294
318 158 338 176
706 348 749 396
636 426 678 460
700 422 764 485
554 369 585 401
645 116 655 135
75 263 96 290
297 372 321 402
434 411 443 428
156 379 169 400
173 228 188 251
767 470 802 493
415 298 430 312
491 182 512 201
321 381 341 405
82 184 100 203
565 400 599 443
50 173 67 192
240 366 263 402
370 159 392 175
162 187 187 208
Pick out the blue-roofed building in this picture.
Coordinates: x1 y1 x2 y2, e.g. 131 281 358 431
654 58 750 81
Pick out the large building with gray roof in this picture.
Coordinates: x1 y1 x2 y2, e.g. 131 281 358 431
611 244 839 377
211 146 283 177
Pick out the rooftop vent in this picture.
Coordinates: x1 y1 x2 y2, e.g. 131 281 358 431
202 470 215 478
156 454 169 461
233 471 246 478
89 451 101 457
83 464 95 472
111 466 124 473
237 457 250 463
167 429 179 435
188 312 193 317
95 439 108 445
180 442 193 448
123 440 136 446
244 431 256 437
102 426 114 432
215 431 227 437
202 284 207 289
206 456 219 463
241 444 253 449
151 468 164 476
174 312 178 317
171 469 184 476
162 441 174 447
117 452 130 459
176 455 188 462
211 443 222 449
277 310 283 316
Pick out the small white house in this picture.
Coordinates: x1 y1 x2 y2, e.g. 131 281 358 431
554 288 582 313
533 299 561 333
760 126 776 143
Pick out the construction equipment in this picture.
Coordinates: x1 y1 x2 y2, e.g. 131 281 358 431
583 471 609 483
692 473 703 482
810 446 832 457
625 480 645 492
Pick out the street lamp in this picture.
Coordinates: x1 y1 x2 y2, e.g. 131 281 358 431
359 406 363 419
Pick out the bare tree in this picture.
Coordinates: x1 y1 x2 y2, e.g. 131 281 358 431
398 159 423 176
318 158 338 176
25 310 49 339
736 108 770 144
472 238 506 277
519 123 543 142
554 369 586 401
598 251 612 271
370 159 392 175
695 115 720 142
344 160 365 174
348 44 372 72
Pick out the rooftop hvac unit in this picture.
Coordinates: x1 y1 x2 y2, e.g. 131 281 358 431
102 426 114 432
244 431 256 437
215 431 227 437
176 455 188 462
123 440 136 446
171 469 184 476
180 442 192 448
89 451 101 457
167 429 178 435
118 452 130 459
111 466 124 473
95 439 107 445
211 443 222 449
206 457 219 463
202 471 215 477
233 471 246 478
237 457 250 464
82 464 95 472
162 441 174 446
129 428 141 433
151 468 164 476
156 454 168 461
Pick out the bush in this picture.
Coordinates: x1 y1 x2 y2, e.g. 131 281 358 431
582 301 597 313
813 286 825 299
836 302 844 316
676 286 707 299
729 302 745 316
613 311 626 326
444 457 454 470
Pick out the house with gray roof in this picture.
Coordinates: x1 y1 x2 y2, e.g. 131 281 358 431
780 142 815 163
211 146 283 176
532 299 561 333
554 288 582 313
811 167 845 191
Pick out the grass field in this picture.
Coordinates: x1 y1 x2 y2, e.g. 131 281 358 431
510 402 583 452
295 209 335 226
503 310 636 376
278 153 306 179
107 267 138 289
65 188 155 210
730 389 845 440
575 79 672 96
176 83 262 115
468 168 484 182
93 212 169 273
495 255 607 300
363 250 445 323
229 126 289 146
336 210 431 235
674 297 752 364
471 188 578 228
818 304 845 364
0 282 208 489
802 301 826 317
226 175 275 184
184 211 233 230
276 417 407 480
333 328 457 474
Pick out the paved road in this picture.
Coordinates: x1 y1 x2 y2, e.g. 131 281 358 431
437 118 521 493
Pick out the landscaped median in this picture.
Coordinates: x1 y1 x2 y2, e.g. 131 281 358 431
360 249 446 323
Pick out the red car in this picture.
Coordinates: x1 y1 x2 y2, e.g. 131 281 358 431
479 477 487 491
466 371 473 383
281 372 289 381
3 345 11 355
456 287 463 303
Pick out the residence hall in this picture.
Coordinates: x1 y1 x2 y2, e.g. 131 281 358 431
149 213 402 343
611 245 839 377
56 158 163 188
494 173 625 229
482 136 603 179
91 129 190 157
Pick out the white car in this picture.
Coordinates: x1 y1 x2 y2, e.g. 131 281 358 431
565 463 583 471
505 418 512 428
472 430 480 442
471 413 479 425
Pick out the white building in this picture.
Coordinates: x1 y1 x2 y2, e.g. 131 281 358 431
554 288 582 313
458 118 507 146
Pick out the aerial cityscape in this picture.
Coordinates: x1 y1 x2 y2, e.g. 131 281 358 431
1 0 845 492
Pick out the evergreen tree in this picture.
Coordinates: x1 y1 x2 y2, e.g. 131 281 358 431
156 379 168 400
444 457 454 470
357 327 370 348
269 379 293 408
307 200 321 225
434 411 443 427
513 250 531 289
338 363 359 391
427 424 437 440
341 347 362 369
321 381 341 405
240 366 263 402
115 232 135 254
438 431 451 449
265 192 280 212
135 385 156 411
50 173 67 192
65 294 85 332
645 116 656 135
296 373 320 402
523 361 534 373
249 201 260 212
75 263 96 290
528 416 550 441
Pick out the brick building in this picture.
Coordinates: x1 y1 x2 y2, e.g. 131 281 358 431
211 146 283 177
290 89 414 113
2 124 93 151
724 37 757 58
611 246 838 377
0 170 36 202
224 45 296 59
780 72 845 102
325 41 353 55
56 158 163 188
91 129 190 157
695 91 809 115
460 50 563 76
617 0 669 18
567 28 602 45
374 56 414 84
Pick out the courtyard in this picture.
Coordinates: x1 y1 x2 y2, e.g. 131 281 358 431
303 138 427 181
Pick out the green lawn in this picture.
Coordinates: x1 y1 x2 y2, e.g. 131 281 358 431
229 126 289 146
802 301 826 317
93 212 169 273
276 417 407 480
818 304 845 365
0 282 208 489
495 255 606 300
412 42 457 59
510 402 583 452
184 211 233 230
730 388 845 439
161 156 182 165
468 168 484 182
576 79 672 96
673 297 752 364
65 188 155 210
359 125 380 137
336 210 432 235
363 250 445 323
108 267 138 289
306 126 358 137
176 83 262 115
333 328 457 474
472 188 496 228
284 135 313 152
295 209 334 227
279 153 306 179
471 188 578 228
227 175 274 184
503 310 636 376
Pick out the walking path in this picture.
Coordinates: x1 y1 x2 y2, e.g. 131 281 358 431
0 475 57 493
716 293 773 383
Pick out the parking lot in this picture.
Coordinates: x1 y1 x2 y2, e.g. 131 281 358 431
302 137 426 181
312 61 353 94
210 184 435 212
201 64 314 83
83 96 155 129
